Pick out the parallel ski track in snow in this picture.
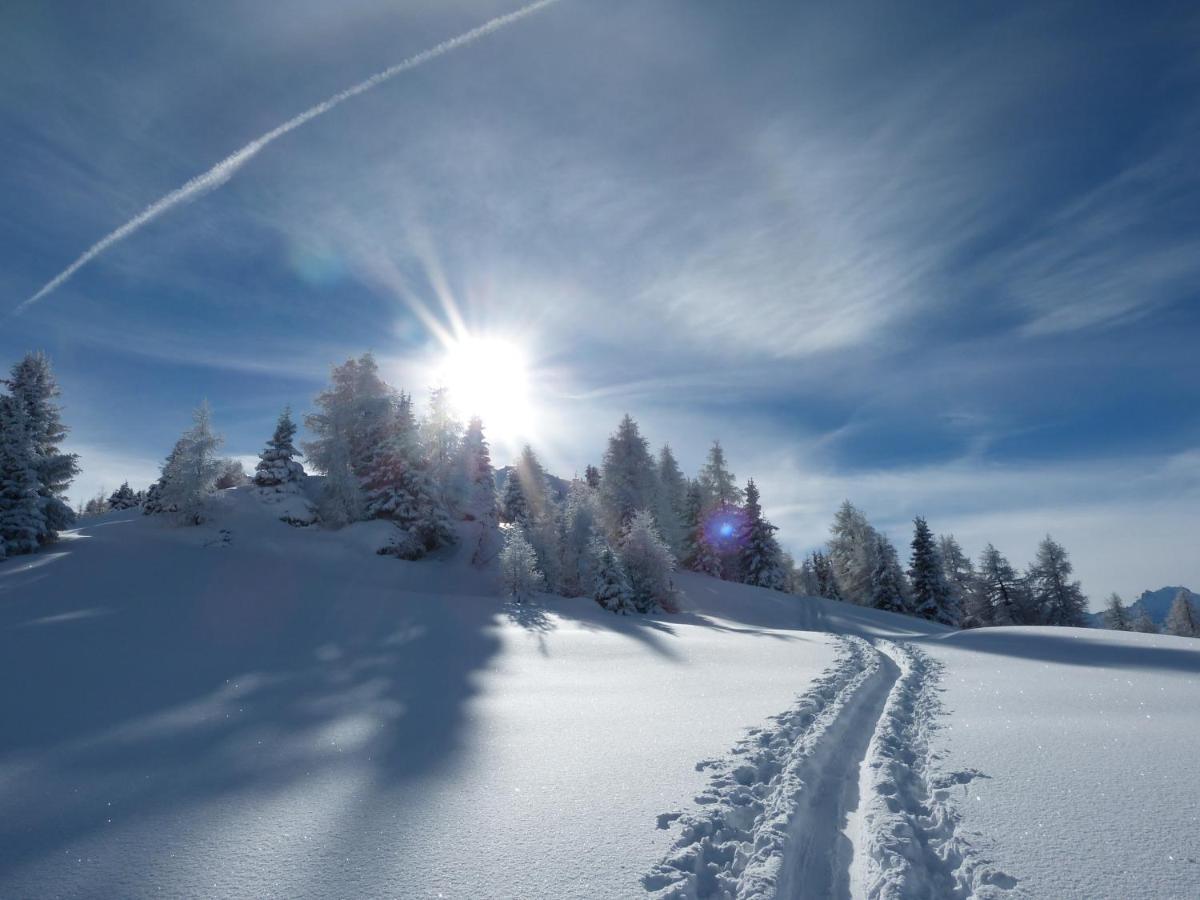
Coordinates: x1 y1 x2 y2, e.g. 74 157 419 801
643 636 1020 900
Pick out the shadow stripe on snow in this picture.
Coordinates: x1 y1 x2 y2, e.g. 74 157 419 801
643 636 883 899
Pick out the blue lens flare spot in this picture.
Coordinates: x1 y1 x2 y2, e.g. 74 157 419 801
719 522 734 537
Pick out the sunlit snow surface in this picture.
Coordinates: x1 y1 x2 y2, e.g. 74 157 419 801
0 487 1197 898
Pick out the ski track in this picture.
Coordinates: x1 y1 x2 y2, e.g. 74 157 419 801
644 636 1021 900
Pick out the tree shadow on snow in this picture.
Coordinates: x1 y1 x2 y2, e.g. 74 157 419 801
925 627 1200 674
0 519 503 891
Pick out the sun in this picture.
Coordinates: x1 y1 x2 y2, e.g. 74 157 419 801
434 336 534 443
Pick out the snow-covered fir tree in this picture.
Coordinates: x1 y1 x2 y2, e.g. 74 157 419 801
0 394 45 556
827 501 877 604
794 553 821 596
591 536 634 614
421 386 464 512
739 478 786 590
360 394 453 558
810 550 841 600
975 544 1027 626
696 440 742 510
560 479 601 597
499 467 530 528
654 444 688 556
619 509 677 613
1164 589 1198 638
1027 536 1088 627
1103 593 1131 631
106 481 139 510
318 437 363 528
938 534 976 624
909 516 957 625
157 401 224 525
583 464 601 489
681 480 722 578
598 415 659 538
457 417 496 522
5 352 79 538
499 527 544 601
254 407 305 489
868 531 910 614
527 497 564 594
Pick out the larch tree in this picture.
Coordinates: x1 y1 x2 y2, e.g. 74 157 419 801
1027 536 1088 627
560 479 601 597
827 500 876 604
1164 590 1199 638
938 535 977 624
976 544 1027 626
1103 593 1131 631
158 401 225 525
421 386 464 512
499 527 544 601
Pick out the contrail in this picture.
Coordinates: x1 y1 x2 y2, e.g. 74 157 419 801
16 0 560 314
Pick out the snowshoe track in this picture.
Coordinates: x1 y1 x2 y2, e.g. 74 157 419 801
644 637 1019 899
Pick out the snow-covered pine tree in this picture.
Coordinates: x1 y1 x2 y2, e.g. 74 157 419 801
1103 593 1131 631
739 478 786 590
909 516 957 625
868 531 910 614
560 479 601 596
795 553 821 596
5 352 79 537
976 544 1025 625
304 353 395 481
810 550 841 600
598 415 659 538
457 417 496 522
421 386 464 513
827 500 876 605
499 467 530 528
499 527 544 601
0 394 46 556
360 395 453 557
1027 536 1088 627
591 536 633 614
681 480 722 578
696 440 742 510
1164 589 1199 638
254 407 305 489
158 401 225 525
938 534 977 624
106 481 139 510
618 509 677 613
654 444 688 556
584 464 601 489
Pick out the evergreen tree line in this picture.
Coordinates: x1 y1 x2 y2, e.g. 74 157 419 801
8 350 1192 639
496 415 794 614
795 500 1090 628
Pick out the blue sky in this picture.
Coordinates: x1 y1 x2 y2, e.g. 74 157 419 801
2 0 1198 603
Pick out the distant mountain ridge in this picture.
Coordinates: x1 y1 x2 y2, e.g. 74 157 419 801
1130 586 1196 627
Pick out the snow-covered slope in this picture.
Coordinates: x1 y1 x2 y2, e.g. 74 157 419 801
2 489 1198 899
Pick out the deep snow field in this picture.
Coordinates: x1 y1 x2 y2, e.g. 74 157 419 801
1 488 1198 899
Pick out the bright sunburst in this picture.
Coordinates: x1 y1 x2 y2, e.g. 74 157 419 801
434 335 534 443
